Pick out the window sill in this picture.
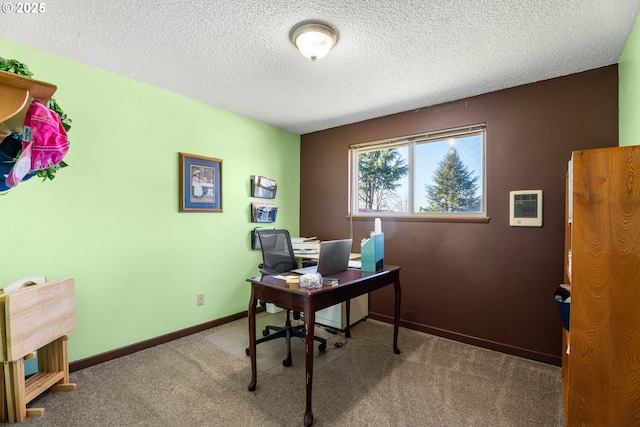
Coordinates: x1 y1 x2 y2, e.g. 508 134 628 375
347 215 490 224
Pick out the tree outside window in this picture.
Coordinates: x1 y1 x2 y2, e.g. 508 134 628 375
351 126 485 217
358 147 408 212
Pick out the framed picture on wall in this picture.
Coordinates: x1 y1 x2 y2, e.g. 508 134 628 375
179 152 222 212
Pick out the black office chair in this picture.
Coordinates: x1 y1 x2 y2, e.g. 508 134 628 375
246 229 327 367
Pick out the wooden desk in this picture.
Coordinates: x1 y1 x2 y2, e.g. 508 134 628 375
246 266 401 426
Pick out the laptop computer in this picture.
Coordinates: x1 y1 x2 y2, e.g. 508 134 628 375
292 239 353 276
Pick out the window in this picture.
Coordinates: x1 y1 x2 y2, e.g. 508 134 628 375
350 124 486 218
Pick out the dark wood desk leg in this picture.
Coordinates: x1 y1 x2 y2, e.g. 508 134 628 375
344 298 351 338
303 300 315 426
393 280 401 354
248 285 258 391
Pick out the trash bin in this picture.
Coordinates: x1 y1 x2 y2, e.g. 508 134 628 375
554 286 571 330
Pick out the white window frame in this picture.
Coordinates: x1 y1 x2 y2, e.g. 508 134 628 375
349 124 487 221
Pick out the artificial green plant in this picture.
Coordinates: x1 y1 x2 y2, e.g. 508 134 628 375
1 57 71 181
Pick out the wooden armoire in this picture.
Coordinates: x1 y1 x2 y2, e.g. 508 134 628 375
563 145 640 426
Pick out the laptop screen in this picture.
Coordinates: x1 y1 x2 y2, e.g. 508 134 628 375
292 239 353 276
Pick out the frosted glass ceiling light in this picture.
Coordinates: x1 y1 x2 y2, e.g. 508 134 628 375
291 22 337 61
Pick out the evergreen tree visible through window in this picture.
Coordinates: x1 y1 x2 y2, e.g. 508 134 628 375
350 125 485 217
421 147 481 213
358 148 408 212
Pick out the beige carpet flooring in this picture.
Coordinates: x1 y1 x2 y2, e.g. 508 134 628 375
14 313 565 427
205 311 345 371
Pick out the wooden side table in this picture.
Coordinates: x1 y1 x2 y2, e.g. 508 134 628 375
0 278 76 422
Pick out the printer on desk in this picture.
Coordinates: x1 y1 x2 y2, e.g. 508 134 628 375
291 237 320 255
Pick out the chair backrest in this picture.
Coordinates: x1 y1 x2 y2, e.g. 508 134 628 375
257 229 298 274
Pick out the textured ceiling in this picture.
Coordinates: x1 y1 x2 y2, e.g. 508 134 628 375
2 1 639 135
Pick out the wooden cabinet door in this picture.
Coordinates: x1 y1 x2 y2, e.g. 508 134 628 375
568 146 640 427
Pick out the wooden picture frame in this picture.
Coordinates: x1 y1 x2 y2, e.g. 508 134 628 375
179 152 222 212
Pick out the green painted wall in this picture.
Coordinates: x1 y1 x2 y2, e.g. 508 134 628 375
0 39 300 362
620 16 640 147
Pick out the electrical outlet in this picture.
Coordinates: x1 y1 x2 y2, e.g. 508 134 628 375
197 294 204 306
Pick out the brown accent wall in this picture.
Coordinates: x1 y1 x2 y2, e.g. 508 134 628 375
300 66 618 365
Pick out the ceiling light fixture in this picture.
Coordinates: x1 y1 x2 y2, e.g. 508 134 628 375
291 22 338 61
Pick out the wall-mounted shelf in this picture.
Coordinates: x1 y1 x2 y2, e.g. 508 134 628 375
251 176 277 199
250 202 277 223
0 70 57 130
